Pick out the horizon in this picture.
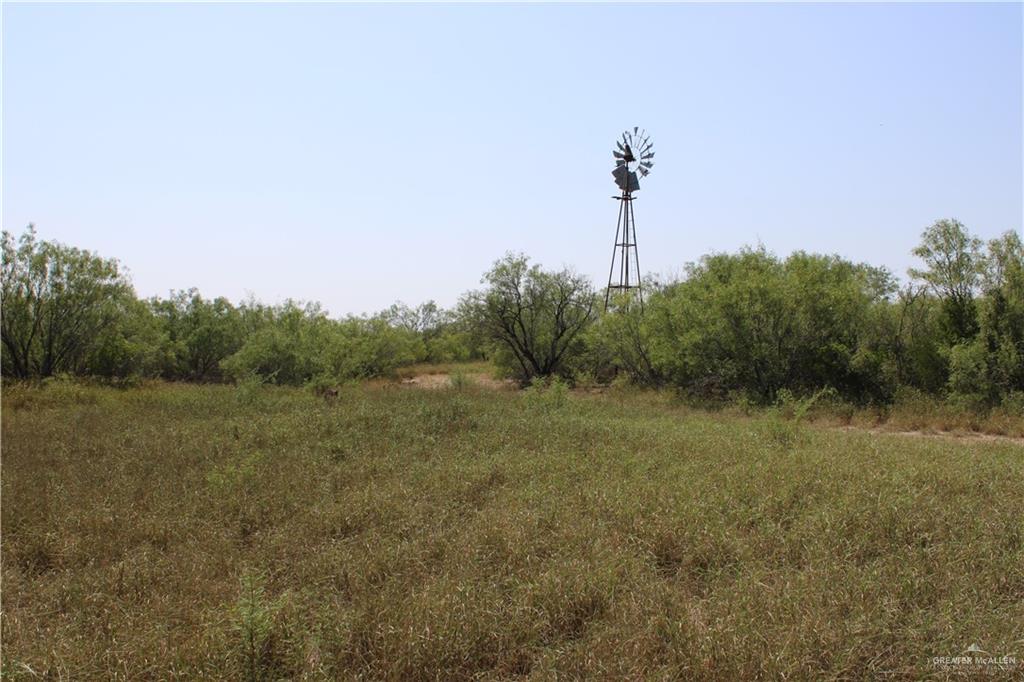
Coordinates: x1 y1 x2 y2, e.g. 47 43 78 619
3 2 1022 317
2 217 1012 318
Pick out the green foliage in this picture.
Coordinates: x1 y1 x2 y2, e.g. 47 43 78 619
579 293 661 386
207 449 266 492
522 375 571 411
6 220 1021 407
644 247 891 403
1 225 135 379
909 218 985 342
466 253 597 383
233 570 283 682
220 303 423 386
424 329 474 364
974 231 1024 402
759 412 804 450
83 296 170 379
448 369 475 391
759 387 836 450
386 300 478 363
317 316 421 382
221 301 325 385
233 371 274 407
888 284 947 393
921 229 1024 406
150 289 244 381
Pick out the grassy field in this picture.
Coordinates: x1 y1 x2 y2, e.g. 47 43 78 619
2 379 1022 679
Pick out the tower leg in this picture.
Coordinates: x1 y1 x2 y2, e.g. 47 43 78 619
628 196 644 312
604 195 625 311
605 191 642 312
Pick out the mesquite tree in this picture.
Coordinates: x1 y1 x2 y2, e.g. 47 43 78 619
467 253 596 383
1 225 132 378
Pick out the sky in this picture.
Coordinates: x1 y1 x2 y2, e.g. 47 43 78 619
3 2 1022 317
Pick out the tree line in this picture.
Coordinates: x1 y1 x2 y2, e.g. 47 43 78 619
2 219 1021 408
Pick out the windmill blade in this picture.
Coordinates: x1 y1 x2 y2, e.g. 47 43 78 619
612 128 654 190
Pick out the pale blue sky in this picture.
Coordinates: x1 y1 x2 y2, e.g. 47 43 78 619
3 2 1021 315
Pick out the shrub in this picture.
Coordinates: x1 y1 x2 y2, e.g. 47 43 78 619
522 376 570 411
448 370 475 391
464 254 596 383
233 571 284 682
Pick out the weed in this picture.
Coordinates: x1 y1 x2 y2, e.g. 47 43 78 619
235 371 274 407
523 376 570 411
448 370 475 391
233 570 283 682
761 412 804 449
206 450 266 494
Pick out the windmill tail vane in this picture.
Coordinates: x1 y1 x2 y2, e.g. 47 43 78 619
605 127 653 312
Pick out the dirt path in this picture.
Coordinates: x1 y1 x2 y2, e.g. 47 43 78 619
398 372 516 391
831 425 1024 445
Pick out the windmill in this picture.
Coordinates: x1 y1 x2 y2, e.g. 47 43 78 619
605 127 654 311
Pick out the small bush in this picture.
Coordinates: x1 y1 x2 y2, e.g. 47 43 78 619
206 451 265 494
522 376 570 411
305 374 338 398
235 371 273 407
982 392 1024 436
729 391 756 416
3 376 107 410
448 370 475 391
760 412 805 450
233 570 284 682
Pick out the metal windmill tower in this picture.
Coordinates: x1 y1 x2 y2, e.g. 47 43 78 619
605 127 654 311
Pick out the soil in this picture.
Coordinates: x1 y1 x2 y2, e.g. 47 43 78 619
398 372 516 391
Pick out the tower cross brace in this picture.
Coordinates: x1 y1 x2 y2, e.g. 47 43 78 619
604 190 643 312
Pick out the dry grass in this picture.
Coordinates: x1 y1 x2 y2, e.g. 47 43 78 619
800 392 1024 439
2 380 1023 679
395 360 494 379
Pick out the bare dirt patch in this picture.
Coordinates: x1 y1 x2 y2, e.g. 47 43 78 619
832 424 1024 445
399 372 516 391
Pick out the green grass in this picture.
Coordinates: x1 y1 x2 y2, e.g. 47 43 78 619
2 381 1022 679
